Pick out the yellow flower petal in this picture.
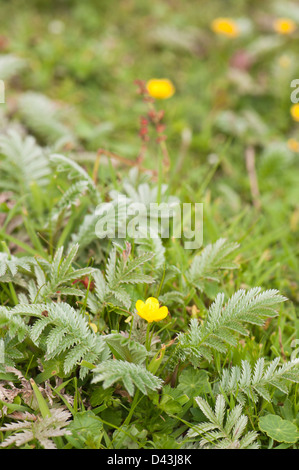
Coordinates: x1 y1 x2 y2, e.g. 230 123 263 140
136 299 145 312
135 297 169 323
155 306 169 322
89 322 98 333
136 300 148 320
146 79 175 99
145 297 160 309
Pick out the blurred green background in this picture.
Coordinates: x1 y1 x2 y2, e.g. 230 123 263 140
1 0 299 155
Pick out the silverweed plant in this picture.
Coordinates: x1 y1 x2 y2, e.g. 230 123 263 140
0 125 298 448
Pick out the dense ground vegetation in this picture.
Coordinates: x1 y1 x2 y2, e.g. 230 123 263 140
0 0 299 449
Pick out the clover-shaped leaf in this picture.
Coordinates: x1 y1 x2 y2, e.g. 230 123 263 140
259 415 299 444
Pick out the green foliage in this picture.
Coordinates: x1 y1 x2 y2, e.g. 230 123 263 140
0 54 26 80
30 243 94 300
50 153 101 204
185 238 239 292
91 360 163 396
48 180 90 232
66 411 104 449
177 368 210 398
104 333 149 363
18 92 75 146
218 357 299 404
0 307 29 342
0 407 72 449
152 384 189 415
0 0 299 450
0 252 33 280
0 131 51 192
177 288 286 365
258 415 299 444
11 302 107 377
87 246 154 312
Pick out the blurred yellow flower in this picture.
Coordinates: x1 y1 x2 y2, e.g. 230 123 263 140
146 79 175 99
89 322 98 333
136 297 168 323
290 104 299 121
278 55 291 68
287 138 299 152
273 18 296 35
211 18 240 37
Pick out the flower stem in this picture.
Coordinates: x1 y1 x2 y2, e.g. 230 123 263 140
145 322 152 351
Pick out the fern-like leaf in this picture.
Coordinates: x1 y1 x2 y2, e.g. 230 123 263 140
0 54 26 80
87 246 154 313
0 130 51 192
218 357 299 404
31 244 93 300
18 92 75 146
9 302 107 377
186 238 239 291
187 395 259 449
178 288 286 366
0 407 71 449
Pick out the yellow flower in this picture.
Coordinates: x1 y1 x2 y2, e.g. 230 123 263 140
89 322 98 333
135 297 168 323
146 79 175 99
211 18 240 38
287 138 299 152
290 104 299 121
273 18 296 35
